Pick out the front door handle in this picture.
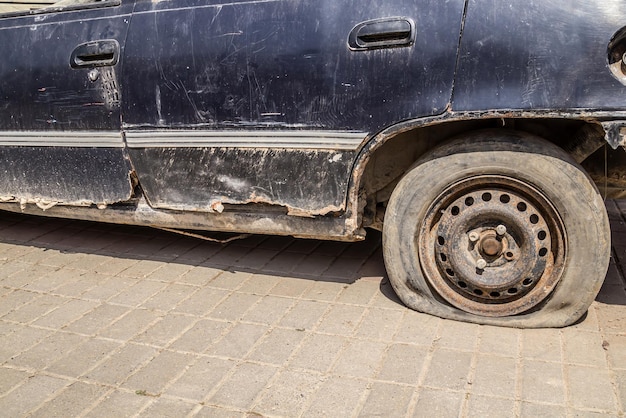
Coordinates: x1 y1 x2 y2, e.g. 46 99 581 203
348 17 415 51
70 39 120 68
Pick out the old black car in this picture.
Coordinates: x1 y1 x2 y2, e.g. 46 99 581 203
1 0 625 327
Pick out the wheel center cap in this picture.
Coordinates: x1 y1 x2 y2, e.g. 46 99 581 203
480 235 502 257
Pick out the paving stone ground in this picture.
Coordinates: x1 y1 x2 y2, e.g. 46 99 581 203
0 201 625 417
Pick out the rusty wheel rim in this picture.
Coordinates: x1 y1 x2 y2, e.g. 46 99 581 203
418 175 566 317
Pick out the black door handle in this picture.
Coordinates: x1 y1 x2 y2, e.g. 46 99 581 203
348 17 415 51
70 39 119 68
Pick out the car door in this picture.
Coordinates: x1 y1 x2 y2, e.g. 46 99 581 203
0 0 135 207
122 0 466 215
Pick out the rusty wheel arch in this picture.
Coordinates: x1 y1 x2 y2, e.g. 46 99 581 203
345 113 611 236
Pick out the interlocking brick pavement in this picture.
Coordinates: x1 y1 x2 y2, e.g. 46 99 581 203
0 201 624 417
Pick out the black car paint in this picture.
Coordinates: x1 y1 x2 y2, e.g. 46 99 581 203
121 0 465 214
0 0 134 205
0 0 625 240
453 0 626 112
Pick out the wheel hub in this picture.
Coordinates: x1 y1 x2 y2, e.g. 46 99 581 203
418 175 566 317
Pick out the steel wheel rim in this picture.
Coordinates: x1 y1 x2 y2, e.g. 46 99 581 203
418 175 566 317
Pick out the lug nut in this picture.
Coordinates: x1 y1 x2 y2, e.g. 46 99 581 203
476 258 487 269
496 224 507 236
469 231 480 242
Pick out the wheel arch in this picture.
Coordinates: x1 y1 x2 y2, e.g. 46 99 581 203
348 114 613 233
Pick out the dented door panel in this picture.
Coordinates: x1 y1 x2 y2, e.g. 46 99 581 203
122 0 466 215
0 1 134 206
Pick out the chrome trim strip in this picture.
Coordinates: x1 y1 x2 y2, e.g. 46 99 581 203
0 131 124 147
125 130 368 150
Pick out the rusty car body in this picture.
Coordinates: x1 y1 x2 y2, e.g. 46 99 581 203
1 0 626 327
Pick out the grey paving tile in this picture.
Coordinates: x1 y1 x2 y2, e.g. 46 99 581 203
410 387 463 417
355 307 404 341
239 273 282 296
46 338 121 377
521 328 563 363
24 268 88 293
240 295 295 326
64 303 131 335
597 304 626 334
144 263 193 283
91 257 139 276
232 248 279 270
302 280 346 302
139 397 197 417
32 298 99 329
165 356 235 401
84 343 160 386
334 278 380 305
83 390 150 418
98 308 161 341
288 333 348 373
393 310 441 347
465 394 516 418
79 275 136 301
173 286 230 316
566 364 619 412
207 323 268 359
7 331 87 370
0 374 69 417
470 354 517 398
108 279 168 307
520 402 567 418
423 348 473 391
208 293 262 321
376 343 428 385
435 319 480 352
194 405 245 418
521 359 565 405
302 376 367 418
368 280 405 309
132 313 196 347
315 304 366 336
562 329 608 367
268 276 315 298
116 259 163 279
53 272 111 297
176 265 223 286
359 382 414 417
169 319 232 353
140 283 198 312
28 381 109 418
0 367 30 393
121 350 195 395
2 293 68 323
0 289 39 316
246 328 306 365
278 299 328 331
253 370 321 416
331 339 388 379
293 254 336 276
615 369 626 412
255 251 306 274
207 270 252 291
0 326 51 363
478 325 520 357
209 362 278 410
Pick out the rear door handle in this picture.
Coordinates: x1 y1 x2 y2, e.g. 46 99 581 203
70 39 120 68
348 17 415 51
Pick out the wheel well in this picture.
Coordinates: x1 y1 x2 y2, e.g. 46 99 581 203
359 117 603 230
